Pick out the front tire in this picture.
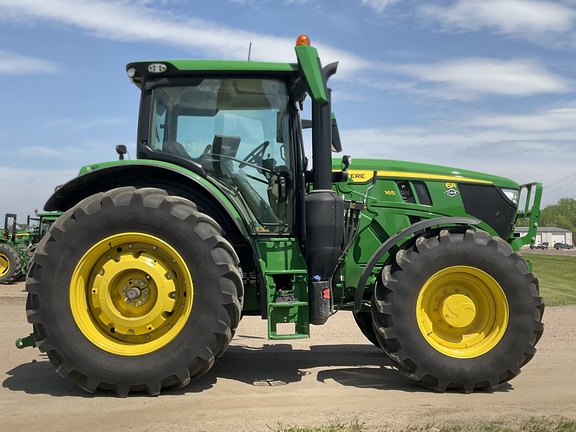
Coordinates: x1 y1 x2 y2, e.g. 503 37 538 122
353 311 381 349
26 187 243 396
372 228 544 393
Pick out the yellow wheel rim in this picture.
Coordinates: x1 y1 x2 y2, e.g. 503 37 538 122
0 252 10 277
416 266 508 359
70 233 193 356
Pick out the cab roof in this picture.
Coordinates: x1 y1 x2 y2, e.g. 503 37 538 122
126 60 300 89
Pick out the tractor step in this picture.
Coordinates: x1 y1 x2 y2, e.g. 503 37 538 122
268 300 309 339
257 238 311 340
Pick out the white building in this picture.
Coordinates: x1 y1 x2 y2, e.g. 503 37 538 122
514 226 573 247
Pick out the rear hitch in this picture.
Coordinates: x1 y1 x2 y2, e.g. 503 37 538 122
15 334 36 349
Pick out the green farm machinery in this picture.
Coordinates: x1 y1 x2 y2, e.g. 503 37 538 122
20 35 544 396
1 212 59 284
0 213 26 284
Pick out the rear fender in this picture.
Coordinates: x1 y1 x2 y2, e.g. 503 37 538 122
44 162 250 241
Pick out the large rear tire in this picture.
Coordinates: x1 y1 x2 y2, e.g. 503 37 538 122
26 187 243 396
372 228 544 393
0 243 22 284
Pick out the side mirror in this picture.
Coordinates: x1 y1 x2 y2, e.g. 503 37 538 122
332 155 351 183
341 155 351 171
302 115 342 153
116 145 128 160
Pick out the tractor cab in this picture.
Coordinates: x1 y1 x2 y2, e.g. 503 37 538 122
138 77 297 234
125 35 343 240
125 37 352 328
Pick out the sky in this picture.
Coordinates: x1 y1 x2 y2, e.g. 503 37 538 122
1 0 576 220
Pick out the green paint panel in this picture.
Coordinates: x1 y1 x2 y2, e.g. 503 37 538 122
295 45 328 105
169 60 299 73
257 238 308 272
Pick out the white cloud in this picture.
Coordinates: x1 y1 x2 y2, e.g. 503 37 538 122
385 57 573 99
361 0 401 12
471 108 576 133
0 0 373 77
0 50 59 74
422 0 576 38
343 107 576 153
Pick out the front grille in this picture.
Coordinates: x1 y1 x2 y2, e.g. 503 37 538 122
459 184 517 239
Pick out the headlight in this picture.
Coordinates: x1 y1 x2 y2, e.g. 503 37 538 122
501 188 519 205
148 63 167 73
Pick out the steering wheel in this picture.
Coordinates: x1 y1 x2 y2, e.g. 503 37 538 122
239 141 269 169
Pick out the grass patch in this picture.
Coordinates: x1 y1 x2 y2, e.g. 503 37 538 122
270 417 576 432
272 418 363 432
524 254 576 307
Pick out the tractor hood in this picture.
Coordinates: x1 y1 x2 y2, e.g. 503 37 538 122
332 157 530 243
339 158 519 189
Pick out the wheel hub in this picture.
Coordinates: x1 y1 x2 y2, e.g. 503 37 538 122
70 233 194 356
439 293 476 328
123 279 150 306
125 286 142 300
416 265 509 358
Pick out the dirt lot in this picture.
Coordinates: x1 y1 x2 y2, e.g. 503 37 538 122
1 281 576 432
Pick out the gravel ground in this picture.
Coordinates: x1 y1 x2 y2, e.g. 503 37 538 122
1 281 575 431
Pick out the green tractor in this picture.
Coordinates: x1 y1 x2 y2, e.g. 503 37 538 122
1 213 25 284
1 212 59 284
20 35 544 396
